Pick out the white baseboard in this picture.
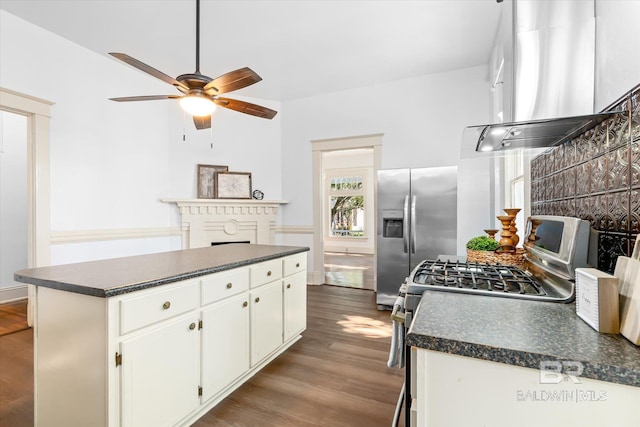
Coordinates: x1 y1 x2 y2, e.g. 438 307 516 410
0 285 28 303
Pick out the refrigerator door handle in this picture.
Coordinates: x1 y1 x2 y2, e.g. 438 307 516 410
410 195 417 254
403 195 409 253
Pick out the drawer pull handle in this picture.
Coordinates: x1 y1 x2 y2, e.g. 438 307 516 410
287 283 291 289
189 323 196 330
226 282 233 289
296 262 300 268
255 297 260 303
267 271 272 277
162 301 171 310
242 301 248 308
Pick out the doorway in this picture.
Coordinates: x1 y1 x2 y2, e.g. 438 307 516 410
0 111 28 303
310 134 382 290
0 87 53 325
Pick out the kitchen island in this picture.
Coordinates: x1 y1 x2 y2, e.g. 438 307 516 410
407 290 640 427
15 244 309 427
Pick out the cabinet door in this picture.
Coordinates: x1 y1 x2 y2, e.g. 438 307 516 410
250 280 283 366
120 315 200 427
284 271 307 341
201 293 250 401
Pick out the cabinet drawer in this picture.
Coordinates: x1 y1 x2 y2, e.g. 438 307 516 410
283 253 307 277
250 259 283 288
120 281 199 335
201 268 249 305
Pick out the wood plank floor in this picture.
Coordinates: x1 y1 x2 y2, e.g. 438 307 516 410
0 299 29 336
0 286 404 427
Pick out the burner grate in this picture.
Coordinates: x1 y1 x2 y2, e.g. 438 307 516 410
412 259 546 297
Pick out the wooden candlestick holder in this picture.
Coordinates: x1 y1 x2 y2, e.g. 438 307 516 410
496 215 515 252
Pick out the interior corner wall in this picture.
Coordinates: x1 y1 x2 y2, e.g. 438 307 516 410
280 65 494 267
594 0 640 111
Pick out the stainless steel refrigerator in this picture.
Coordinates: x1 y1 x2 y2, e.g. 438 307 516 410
376 167 457 308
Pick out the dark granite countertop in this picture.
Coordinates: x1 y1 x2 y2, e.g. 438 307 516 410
14 244 309 298
407 290 640 388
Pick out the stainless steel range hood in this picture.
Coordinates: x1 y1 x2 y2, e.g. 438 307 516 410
463 111 622 155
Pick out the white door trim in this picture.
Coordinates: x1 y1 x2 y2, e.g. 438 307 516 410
310 134 382 285
1 87 53 323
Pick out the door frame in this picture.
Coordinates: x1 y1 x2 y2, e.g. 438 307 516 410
310 134 382 286
0 87 52 323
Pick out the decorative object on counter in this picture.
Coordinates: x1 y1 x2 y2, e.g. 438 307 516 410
575 268 620 333
504 208 521 246
197 164 228 199
215 171 252 199
496 215 516 252
613 234 640 345
525 217 542 248
466 236 525 267
483 229 499 239
252 189 264 200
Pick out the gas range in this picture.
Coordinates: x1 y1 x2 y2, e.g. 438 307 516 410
407 258 550 301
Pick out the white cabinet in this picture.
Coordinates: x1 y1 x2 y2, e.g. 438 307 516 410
250 280 284 366
120 314 200 427
201 292 250 401
284 271 307 341
32 251 307 427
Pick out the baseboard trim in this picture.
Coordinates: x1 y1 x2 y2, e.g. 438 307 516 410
0 285 28 303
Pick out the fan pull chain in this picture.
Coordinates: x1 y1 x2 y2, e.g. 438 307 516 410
182 111 187 142
210 126 214 149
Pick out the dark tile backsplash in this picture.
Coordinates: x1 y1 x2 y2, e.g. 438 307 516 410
531 84 640 273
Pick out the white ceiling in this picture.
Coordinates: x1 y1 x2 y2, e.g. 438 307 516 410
0 0 503 101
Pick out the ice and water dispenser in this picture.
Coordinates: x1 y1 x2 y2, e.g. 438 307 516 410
382 209 404 238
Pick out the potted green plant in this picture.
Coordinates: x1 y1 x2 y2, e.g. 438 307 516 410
466 235 500 264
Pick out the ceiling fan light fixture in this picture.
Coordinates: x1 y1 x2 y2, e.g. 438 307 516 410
180 94 216 117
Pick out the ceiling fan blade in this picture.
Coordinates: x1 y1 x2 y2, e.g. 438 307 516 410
193 115 212 130
213 97 277 119
203 68 262 94
109 95 182 102
109 53 189 91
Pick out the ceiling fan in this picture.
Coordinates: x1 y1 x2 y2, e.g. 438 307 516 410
108 0 277 130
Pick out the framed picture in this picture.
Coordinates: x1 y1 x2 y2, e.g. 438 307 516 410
215 172 252 199
197 164 228 199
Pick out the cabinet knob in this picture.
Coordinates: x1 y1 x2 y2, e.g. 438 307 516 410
226 282 233 289
162 301 171 310
267 271 272 277
287 283 291 289
242 301 248 308
189 323 196 330
296 262 300 268
255 297 260 303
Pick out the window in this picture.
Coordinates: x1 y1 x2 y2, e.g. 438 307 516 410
326 172 366 238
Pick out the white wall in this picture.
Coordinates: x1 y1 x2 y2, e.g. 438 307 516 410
279 65 494 269
594 0 640 110
0 10 282 265
0 111 28 301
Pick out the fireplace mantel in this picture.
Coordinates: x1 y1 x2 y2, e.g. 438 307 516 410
162 199 288 249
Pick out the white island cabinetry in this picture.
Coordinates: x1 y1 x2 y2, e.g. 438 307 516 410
23 245 309 427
